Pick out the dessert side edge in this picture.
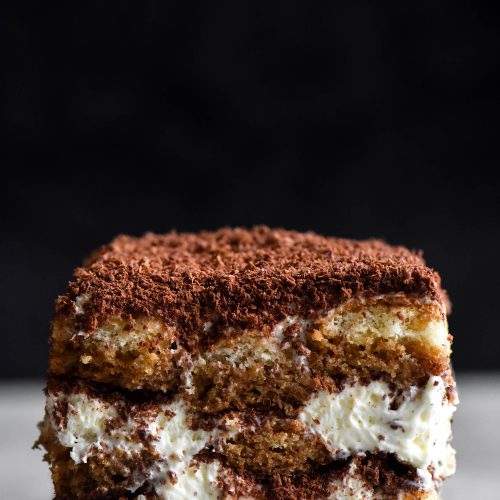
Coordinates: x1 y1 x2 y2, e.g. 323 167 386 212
37 227 457 500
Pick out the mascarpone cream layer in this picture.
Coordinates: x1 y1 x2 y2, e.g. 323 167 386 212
300 376 456 487
46 374 455 496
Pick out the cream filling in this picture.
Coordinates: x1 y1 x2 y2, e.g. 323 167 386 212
149 461 388 500
74 295 89 315
46 392 118 463
327 462 376 499
46 392 240 494
143 461 221 500
299 376 456 487
46 375 455 495
327 478 375 500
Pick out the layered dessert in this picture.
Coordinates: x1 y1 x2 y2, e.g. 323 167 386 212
37 227 457 499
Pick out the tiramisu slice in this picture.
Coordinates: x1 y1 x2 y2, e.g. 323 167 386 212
37 227 457 499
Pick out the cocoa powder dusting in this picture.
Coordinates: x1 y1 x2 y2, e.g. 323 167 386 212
55 226 446 351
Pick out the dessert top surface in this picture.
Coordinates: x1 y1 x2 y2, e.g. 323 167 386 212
55 226 445 341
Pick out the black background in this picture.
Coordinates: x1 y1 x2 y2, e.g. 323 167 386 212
2 2 499 377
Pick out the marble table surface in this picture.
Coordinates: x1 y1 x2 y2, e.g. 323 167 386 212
1 374 498 499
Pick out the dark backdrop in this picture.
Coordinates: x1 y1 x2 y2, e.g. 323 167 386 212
2 1 499 377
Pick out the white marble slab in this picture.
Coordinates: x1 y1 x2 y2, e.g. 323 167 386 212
0 374 498 499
